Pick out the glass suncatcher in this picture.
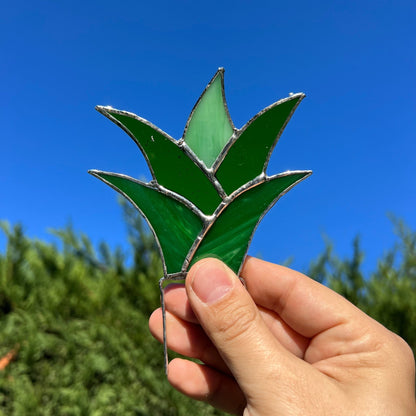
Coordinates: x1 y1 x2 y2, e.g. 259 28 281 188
89 68 312 372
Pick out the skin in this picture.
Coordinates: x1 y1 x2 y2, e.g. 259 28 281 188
149 257 416 415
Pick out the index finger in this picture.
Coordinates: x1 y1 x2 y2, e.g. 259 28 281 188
240 256 366 338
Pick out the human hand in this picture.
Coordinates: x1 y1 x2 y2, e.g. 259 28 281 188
149 257 416 415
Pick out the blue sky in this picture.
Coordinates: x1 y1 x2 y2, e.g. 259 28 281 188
1 0 415 274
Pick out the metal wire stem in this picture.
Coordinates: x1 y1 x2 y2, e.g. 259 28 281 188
159 277 168 375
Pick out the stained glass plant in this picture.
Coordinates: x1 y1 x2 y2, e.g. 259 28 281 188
89 68 311 369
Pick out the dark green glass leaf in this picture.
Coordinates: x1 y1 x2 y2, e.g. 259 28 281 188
188 171 311 274
183 69 234 168
89 170 203 275
215 94 304 194
97 107 222 215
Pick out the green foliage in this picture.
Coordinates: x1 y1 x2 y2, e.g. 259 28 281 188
0 207 224 415
0 206 415 414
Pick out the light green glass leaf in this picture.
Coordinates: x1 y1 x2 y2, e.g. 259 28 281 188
89 170 203 275
215 94 304 194
97 107 222 215
183 68 234 168
188 171 311 274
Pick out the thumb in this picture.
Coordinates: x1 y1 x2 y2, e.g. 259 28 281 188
186 258 295 395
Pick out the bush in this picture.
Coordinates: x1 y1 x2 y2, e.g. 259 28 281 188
0 206 224 415
0 205 415 414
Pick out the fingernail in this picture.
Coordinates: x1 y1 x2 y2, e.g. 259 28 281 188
191 259 234 305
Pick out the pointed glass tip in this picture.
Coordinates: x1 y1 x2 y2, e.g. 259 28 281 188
184 69 234 168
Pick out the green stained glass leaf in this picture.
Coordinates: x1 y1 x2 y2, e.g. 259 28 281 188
188 171 311 274
89 170 203 275
90 69 312 373
215 94 304 194
97 107 222 214
183 68 234 168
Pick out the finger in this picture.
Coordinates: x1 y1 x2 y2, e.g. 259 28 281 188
185 258 301 398
258 306 309 358
164 278 308 358
168 358 246 415
164 283 198 323
149 308 230 374
241 256 366 338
